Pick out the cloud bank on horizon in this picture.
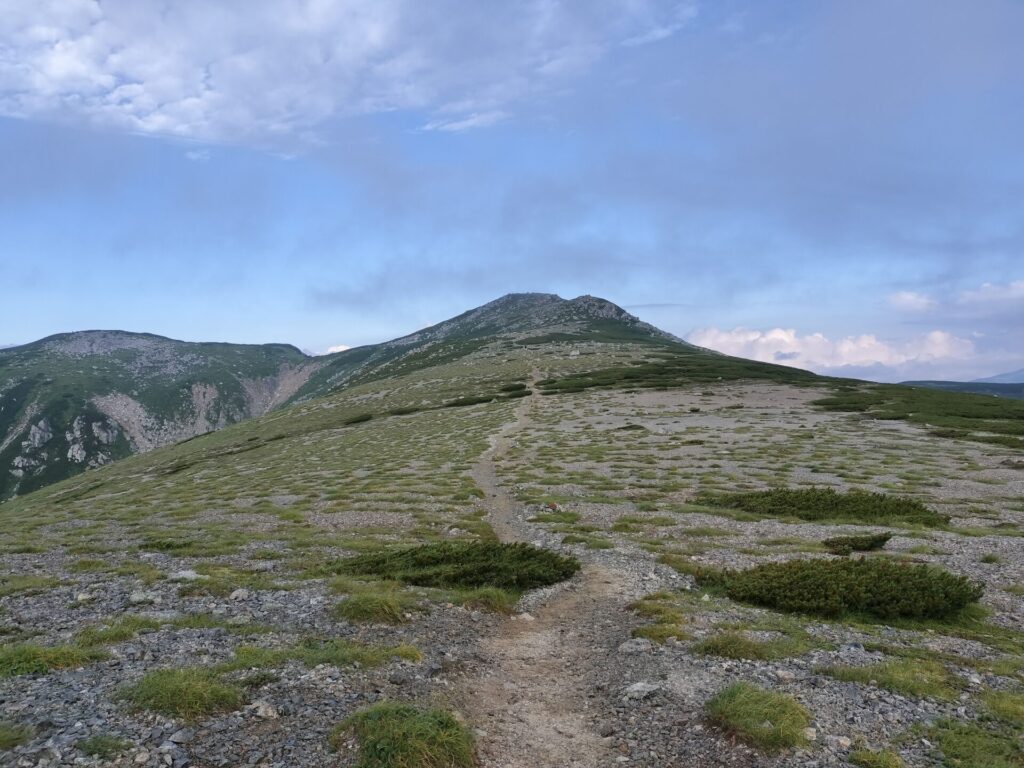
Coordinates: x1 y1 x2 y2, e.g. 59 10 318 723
0 0 1021 383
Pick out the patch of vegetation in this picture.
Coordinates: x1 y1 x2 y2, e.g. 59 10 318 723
78 734 131 759
0 643 107 677
696 488 947 527
333 593 423 624
120 668 244 720
925 719 1024 767
221 638 420 672
700 558 982 621
983 690 1024 726
981 553 1003 564
331 702 475 768
818 659 960 700
849 749 905 768
0 721 32 751
814 384 1024 451
75 616 161 646
0 574 58 598
632 623 688 643
334 541 580 591
824 533 893 556
528 510 580 524
705 682 810 752
694 631 811 661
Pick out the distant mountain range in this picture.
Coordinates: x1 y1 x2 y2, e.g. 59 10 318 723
900 377 1024 400
0 293 682 500
973 368 1024 384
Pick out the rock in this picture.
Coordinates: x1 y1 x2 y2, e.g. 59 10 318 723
802 728 817 742
75 593 94 603
774 670 796 682
169 729 192 744
168 570 206 582
229 589 252 601
515 612 535 622
826 735 852 751
622 682 660 701
134 751 150 764
251 700 279 719
129 591 158 605
617 638 653 654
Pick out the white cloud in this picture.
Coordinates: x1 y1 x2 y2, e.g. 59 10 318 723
0 0 691 146
957 279 1024 307
687 326 975 374
324 344 351 354
887 290 935 312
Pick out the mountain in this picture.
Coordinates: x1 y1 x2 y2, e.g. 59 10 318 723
974 367 1024 384
0 294 682 500
0 331 323 500
900 379 1024 400
2 293 1021 767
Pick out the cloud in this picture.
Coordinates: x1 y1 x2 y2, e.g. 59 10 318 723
324 344 351 354
688 326 975 380
184 149 211 162
887 291 935 312
958 279 1024 307
0 0 693 146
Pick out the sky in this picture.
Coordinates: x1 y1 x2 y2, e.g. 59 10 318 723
1 0 1022 382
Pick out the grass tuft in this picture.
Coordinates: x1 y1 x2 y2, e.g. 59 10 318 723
333 593 422 624
818 659 960 700
331 702 475 768
693 632 809 661
849 749 905 768
78 735 131 759
0 643 107 677
120 668 244 720
705 682 810 752
0 721 32 751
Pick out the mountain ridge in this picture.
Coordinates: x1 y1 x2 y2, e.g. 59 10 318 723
0 293 688 500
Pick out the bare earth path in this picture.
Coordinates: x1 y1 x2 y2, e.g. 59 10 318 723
461 374 633 768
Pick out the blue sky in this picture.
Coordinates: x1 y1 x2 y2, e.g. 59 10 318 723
1 0 1022 381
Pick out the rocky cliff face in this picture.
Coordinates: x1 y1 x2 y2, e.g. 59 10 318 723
0 331 323 500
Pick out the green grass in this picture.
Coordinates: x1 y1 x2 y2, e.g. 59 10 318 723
632 623 688 643
331 702 475 768
701 558 982 621
0 643 107 677
818 659 960 700
75 615 161 646
814 384 1024 450
120 668 244 720
333 593 423 624
693 632 810 661
925 720 1024 767
696 488 947 527
333 541 580 591
78 734 131 759
220 638 421 672
983 690 1024 726
705 682 810 752
849 749 905 768
0 574 58 597
0 721 32 750
824 533 892 556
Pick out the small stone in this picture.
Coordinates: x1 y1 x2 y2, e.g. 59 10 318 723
169 729 192 744
168 570 206 582
701 593 711 602
622 682 660 701
129 591 158 605
775 670 796 682
516 612 535 622
802 728 817 742
617 638 653 654
826 735 852 751
251 700 278 719
229 588 252 601
134 751 150 765
75 592 93 603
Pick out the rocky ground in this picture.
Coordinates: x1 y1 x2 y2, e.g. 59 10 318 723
2 377 1023 767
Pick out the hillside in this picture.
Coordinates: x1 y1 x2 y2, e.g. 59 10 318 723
0 332 323 501
901 380 1024 400
0 294 682 502
1 299 1023 768
975 368 1024 384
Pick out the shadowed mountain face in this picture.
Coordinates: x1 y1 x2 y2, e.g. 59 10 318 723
0 294 686 500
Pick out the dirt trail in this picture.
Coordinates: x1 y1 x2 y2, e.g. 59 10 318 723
462 372 626 768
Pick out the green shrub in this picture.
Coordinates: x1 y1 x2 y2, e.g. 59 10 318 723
824 533 893 556
121 668 243 720
696 488 947 527
334 542 579 591
705 682 810 752
703 558 982 620
78 735 131 759
0 721 32 750
0 644 107 677
330 702 475 768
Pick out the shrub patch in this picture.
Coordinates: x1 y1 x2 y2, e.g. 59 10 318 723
824 533 893 556
331 702 475 768
705 682 810 752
